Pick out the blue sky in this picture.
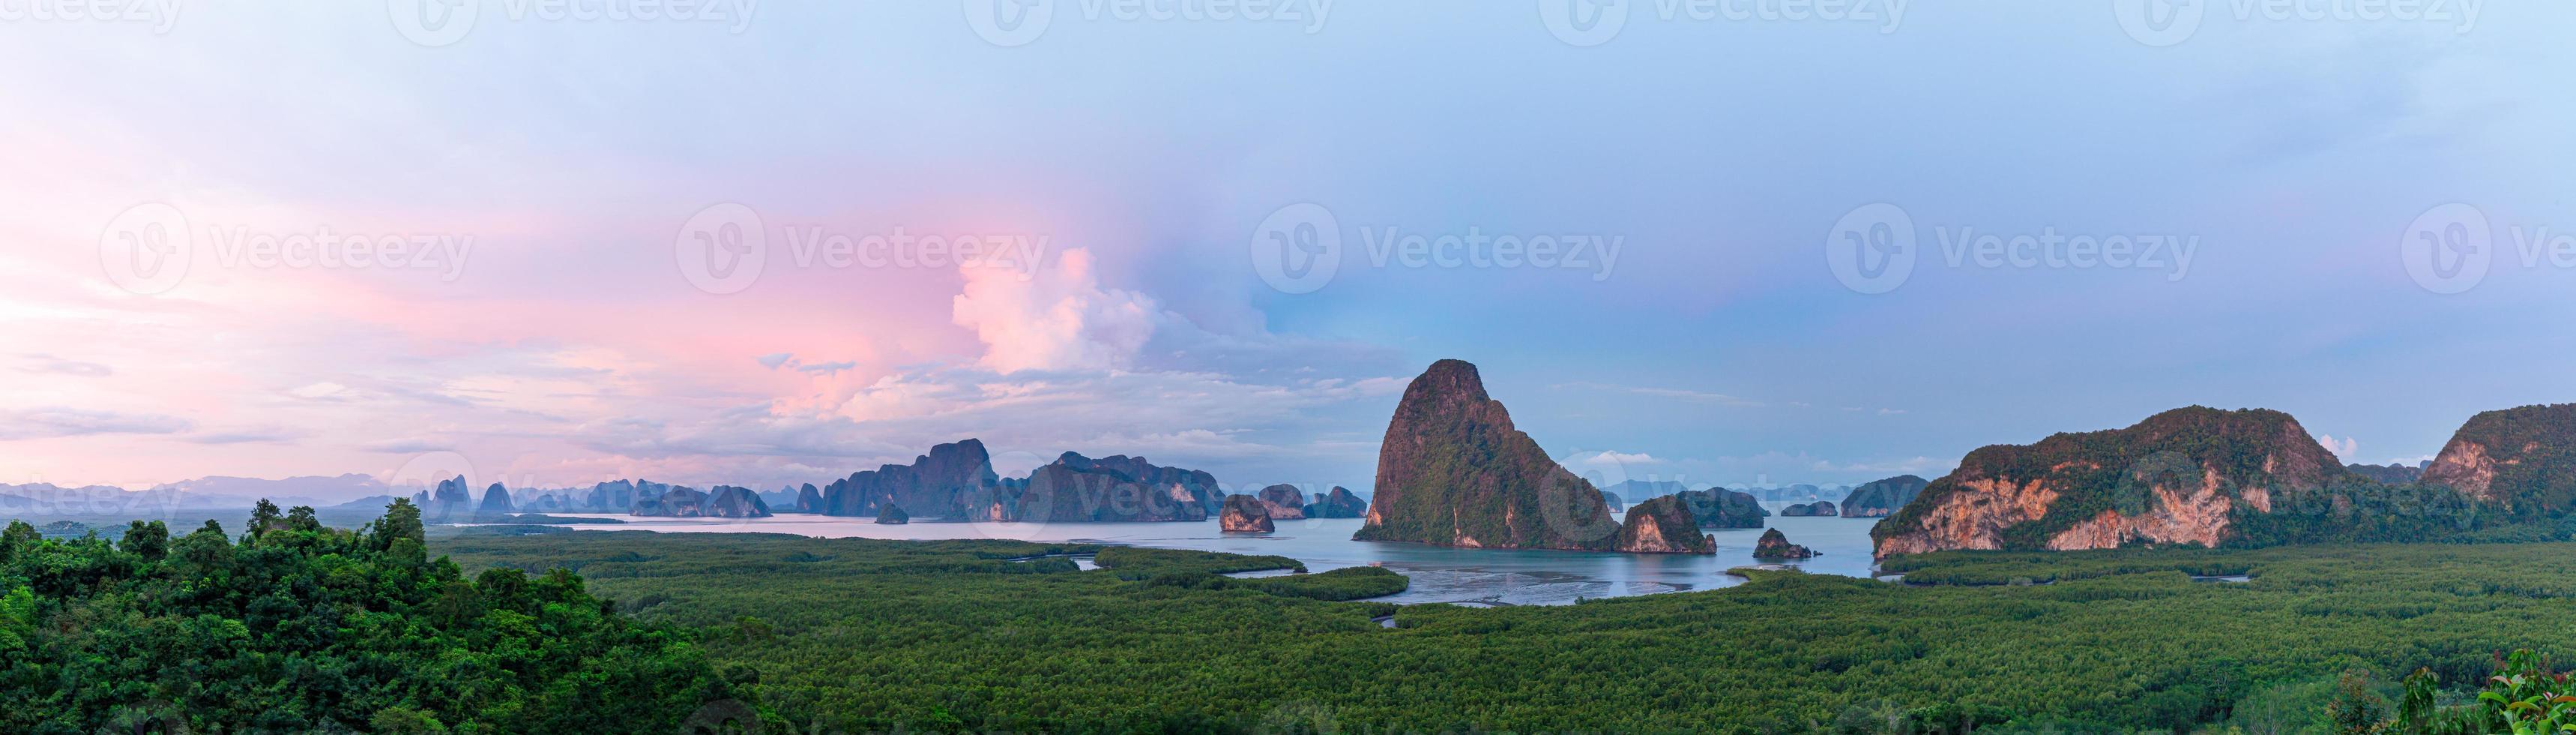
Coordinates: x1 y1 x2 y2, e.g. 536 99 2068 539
1 1 2570 494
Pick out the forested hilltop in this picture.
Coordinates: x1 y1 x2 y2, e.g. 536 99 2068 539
0 500 739 734
1874 404 2576 558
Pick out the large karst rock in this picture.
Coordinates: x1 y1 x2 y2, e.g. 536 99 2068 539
821 440 1001 519
1839 475 1929 518
1353 359 1701 553
1220 494 1275 532
627 484 770 518
1752 528 1818 559
703 486 772 518
973 453 1216 523
1303 487 1369 518
794 483 824 513
2421 404 2576 515
1779 500 1838 518
1613 495 1716 554
477 483 514 517
631 485 710 517
1674 488 1769 528
1255 484 1309 520
1871 406 2347 559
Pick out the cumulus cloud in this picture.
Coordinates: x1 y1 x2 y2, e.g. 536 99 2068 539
2315 434 2358 459
952 248 1159 374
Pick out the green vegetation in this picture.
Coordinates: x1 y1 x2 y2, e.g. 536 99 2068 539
1875 406 2531 552
427 530 2576 733
0 500 735 734
2431 403 2576 518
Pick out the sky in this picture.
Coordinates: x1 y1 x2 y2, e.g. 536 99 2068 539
1 1 2571 497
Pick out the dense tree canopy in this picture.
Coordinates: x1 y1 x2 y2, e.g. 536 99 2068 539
0 500 737 734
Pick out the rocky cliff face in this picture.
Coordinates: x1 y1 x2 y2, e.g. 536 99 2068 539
631 486 711 517
1674 488 1768 528
2422 404 2576 514
874 503 910 524
977 454 1213 523
1599 490 1625 513
821 440 1001 519
1255 484 1309 520
1779 500 1838 518
628 484 770 518
1840 475 1929 518
1353 360 1623 550
584 480 669 514
1612 495 1715 554
423 476 474 520
704 486 772 518
1303 487 1369 518
1220 494 1275 532
1054 453 1225 514
477 483 514 516
1752 528 1817 559
1871 406 2344 559
794 483 824 513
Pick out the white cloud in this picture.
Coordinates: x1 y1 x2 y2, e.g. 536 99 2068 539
2314 434 2358 460
952 248 1159 374
1578 450 1663 466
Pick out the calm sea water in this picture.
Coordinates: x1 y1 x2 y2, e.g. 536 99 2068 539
537 507 1885 606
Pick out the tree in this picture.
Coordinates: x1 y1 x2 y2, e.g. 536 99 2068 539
117 520 169 561
247 499 283 540
373 497 426 550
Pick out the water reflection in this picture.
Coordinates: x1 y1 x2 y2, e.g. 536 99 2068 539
537 512 1886 606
